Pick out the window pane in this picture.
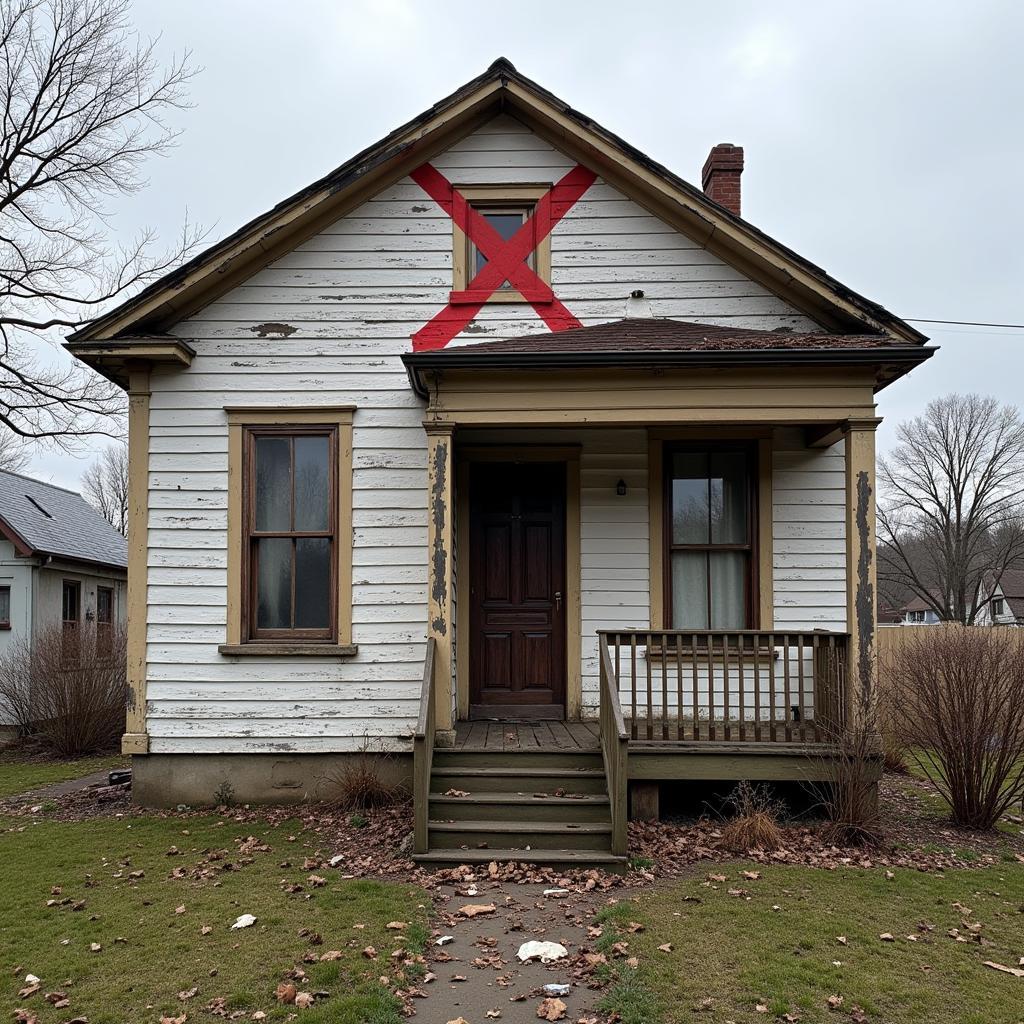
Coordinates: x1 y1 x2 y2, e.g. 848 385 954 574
473 209 529 288
671 452 709 544
0 587 9 624
62 583 79 622
295 538 330 629
710 551 747 629
256 537 292 629
97 588 112 624
710 451 748 544
670 551 709 629
255 437 291 531
294 435 330 532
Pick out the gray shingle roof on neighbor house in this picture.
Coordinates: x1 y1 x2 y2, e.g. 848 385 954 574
0 470 127 569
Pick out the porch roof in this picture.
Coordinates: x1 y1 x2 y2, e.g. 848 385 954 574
403 318 936 399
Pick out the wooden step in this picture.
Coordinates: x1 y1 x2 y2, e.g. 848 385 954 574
430 791 611 823
430 765 608 795
433 749 603 770
428 819 613 851
413 847 628 870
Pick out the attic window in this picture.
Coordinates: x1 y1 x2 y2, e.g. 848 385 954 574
451 185 552 304
25 494 52 518
992 598 1004 616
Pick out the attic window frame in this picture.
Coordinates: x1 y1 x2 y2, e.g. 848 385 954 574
451 184 552 304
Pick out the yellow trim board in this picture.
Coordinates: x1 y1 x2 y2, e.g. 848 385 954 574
225 407 354 648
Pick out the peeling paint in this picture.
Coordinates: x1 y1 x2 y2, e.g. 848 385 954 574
463 322 491 334
249 322 298 339
429 439 449 635
410 204 430 213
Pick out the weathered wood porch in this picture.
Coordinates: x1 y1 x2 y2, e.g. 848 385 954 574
413 627 852 866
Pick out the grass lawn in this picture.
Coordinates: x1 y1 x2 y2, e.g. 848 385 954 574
0 751 127 799
597 863 1024 1024
0 814 429 1023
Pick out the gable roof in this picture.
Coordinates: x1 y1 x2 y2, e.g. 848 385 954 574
0 471 127 569
991 568 1024 619
403 318 934 397
67 57 927 373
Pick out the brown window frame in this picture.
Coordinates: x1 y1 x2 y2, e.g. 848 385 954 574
662 441 759 631
0 585 10 629
96 585 114 658
62 579 81 661
241 424 339 644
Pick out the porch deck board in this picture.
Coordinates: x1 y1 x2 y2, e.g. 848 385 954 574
452 719 826 752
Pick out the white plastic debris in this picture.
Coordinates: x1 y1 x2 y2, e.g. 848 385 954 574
543 983 571 996
435 935 455 946
329 854 345 867
230 913 257 930
543 888 570 898
517 940 568 964
25 974 40 985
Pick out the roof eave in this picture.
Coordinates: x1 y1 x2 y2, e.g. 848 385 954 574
402 345 937 400
65 337 196 390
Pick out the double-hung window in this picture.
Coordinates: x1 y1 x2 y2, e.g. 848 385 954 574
246 428 336 641
223 408 354 654
665 444 757 630
96 586 114 658
0 585 10 629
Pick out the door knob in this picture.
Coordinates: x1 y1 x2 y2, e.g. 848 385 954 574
554 591 562 610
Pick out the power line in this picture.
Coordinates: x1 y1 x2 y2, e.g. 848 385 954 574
906 318 1024 330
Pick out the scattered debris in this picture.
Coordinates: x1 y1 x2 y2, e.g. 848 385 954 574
518 940 569 964
230 913 256 930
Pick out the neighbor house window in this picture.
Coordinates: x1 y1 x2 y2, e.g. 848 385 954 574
245 428 336 640
96 586 113 657
665 444 756 630
907 610 926 623
0 585 10 629
62 580 80 657
451 185 551 303
992 598 1004 617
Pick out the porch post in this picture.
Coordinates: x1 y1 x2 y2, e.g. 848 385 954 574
843 417 881 728
425 421 455 741
123 365 151 755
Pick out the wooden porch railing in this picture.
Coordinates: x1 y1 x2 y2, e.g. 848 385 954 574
412 637 437 855
598 630 848 744
598 635 629 856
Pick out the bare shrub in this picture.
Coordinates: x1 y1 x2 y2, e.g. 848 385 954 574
817 724 883 846
718 781 784 852
322 742 404 810
887 625 1024 830
0 623 126 755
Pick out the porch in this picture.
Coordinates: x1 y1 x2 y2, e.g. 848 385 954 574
414 626 852 866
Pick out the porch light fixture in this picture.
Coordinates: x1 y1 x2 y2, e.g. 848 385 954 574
616 479 627 496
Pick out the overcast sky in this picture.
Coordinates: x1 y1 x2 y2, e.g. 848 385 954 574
23 0 1024 488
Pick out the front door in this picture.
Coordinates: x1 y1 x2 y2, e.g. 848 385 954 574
469 461 566 720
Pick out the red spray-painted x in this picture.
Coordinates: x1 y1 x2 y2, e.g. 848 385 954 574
409 162 597 351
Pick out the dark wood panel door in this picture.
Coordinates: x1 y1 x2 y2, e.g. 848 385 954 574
469 462 566 719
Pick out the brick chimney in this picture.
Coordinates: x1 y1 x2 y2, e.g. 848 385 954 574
701 143 744 216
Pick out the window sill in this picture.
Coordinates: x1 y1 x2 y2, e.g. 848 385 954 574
448 288 553 305
218 643 359 658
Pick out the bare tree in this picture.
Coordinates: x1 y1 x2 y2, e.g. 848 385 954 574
1 0 202 448
878 394 1024 624
0 427 29 472
81 440 127 534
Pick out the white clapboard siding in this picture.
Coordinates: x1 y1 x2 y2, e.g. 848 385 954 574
145 114 829 754
772 429 847 631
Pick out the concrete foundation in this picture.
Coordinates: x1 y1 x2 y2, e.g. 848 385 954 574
131 752 414 807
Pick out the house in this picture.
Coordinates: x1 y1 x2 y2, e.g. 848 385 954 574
976 569 1024 625
898 596 942 625
67 60 934 865
0 471 127 729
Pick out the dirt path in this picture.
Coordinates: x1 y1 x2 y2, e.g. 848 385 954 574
418 879 609 1023
5 768 115 803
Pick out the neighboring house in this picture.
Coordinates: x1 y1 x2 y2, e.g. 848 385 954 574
0 471 128 728
67 60 934 865
877 604 903 627
975 569 1024 626
898 596 942 625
